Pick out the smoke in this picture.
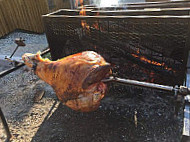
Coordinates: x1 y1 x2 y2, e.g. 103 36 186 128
100 0 118 7
90 0 146 7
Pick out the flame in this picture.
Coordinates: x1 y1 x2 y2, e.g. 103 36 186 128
75 0 83 8
79 6 103 31
80 0 83 5
79 4 90 30
81 21 90 30
92 12 103 31
137 49 140 54
92 21 100 30
131 53 173 71
79 5 86 15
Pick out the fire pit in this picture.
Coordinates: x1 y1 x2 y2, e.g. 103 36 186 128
43 12 190 86
0 2 190 141
41 4 190 140
47 8 190 16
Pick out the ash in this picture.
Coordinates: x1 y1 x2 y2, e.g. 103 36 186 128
0 31 183 142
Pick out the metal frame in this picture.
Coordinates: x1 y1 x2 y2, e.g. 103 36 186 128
0 48 50 140
0 108 11 140
43 14 190 86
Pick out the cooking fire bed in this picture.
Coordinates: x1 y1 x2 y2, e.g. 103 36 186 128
0 49 190 141
54 8 190 16
43 15 190 86
1 7 190 141
41 12 190 140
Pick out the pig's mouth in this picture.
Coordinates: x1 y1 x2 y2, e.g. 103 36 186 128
82 63 111 90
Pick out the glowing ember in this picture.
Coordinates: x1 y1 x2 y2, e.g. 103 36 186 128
131 53 173 71
79 1 90 30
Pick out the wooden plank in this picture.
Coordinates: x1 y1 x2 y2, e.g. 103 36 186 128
30 0 41 32
42 0 50 14
25 0 37 32
0 16 4 36
12 0 19 28
15 0 25 29
37 0 44 32
8 0 18 28
36 0 46 32
41 0 50 30
16 0 24 29
0 2 8 36
0 2 5 35
41 0 50 32
33 0 44 33
0 0 15 33
22 0 32 31
18 0 27 30
0 0 70 37
33 0 49 33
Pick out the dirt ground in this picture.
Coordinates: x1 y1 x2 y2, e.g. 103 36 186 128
0 31 185 142
0 68 184 142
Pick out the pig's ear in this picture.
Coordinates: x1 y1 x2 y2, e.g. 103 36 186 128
35 51 50 62
35 51 43 61
82 63 111 89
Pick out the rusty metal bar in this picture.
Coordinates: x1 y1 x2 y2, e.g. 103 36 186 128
9 38 26 58
102 76 190 96
0 48 50 78
0 48 50 140
103 76 174 91
0 63 25 78
9 45 19 58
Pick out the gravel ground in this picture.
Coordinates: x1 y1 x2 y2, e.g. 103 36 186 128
0 31 184 142
0 30 47 58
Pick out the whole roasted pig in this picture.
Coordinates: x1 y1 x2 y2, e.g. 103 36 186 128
22 51 111 112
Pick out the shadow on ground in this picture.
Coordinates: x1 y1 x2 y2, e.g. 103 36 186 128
31 103 137 142
31 87 183 142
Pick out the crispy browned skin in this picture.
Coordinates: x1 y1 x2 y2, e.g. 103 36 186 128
22 51 111 112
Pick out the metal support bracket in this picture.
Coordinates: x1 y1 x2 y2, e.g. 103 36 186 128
102 76 190 96
0 107 11 140
5 37 25 66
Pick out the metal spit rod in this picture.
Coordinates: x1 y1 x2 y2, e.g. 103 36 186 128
102 76 190 96
0 108 11 140
9 37 26 58
0 48 50 140
0 48 50 78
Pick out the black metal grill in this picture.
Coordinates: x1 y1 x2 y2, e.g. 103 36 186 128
43 10 190 86
82 0 190 10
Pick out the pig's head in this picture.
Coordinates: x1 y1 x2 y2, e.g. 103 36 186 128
22 51 49 69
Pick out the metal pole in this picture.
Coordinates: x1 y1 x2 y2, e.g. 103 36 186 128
0 107 11 139
0 48 50 140
0 48 50 78
102 76 174 92
9 45 19 58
